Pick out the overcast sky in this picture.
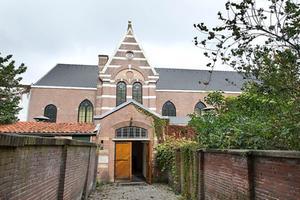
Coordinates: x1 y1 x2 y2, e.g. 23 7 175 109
0 0 232 85
0 0 230 120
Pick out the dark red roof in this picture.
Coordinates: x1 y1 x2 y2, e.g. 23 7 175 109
0 122 96 135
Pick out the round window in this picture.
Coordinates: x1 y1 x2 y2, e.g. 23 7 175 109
125 51 134 59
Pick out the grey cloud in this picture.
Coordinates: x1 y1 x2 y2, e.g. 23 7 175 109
0 0 228 84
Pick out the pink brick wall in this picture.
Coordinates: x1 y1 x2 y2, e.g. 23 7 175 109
169 149 300 200
0 134 98 200
28 88 96 122
254 156 300 200
202 152 250 199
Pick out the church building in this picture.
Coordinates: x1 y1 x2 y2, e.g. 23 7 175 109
27 21 245 183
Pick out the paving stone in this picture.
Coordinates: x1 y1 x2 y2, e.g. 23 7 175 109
88 183 181 200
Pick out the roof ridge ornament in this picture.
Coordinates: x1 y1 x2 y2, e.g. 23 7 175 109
127 20 132 31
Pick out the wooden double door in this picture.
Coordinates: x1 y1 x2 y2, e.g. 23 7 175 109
115 141 152 183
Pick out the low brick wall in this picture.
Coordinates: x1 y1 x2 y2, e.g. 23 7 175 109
171 149 300 200
165 125 196 139
0 134 98 200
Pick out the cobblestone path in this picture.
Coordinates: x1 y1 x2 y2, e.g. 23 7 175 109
88 183 181 200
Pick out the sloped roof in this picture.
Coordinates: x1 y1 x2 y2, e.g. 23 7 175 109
33 64 247 92
0 122 97 135
34 64 98 88
155 68 246 92
94 99 167 120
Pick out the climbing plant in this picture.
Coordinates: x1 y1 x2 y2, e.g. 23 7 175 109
155 137 198 196
134 105 167 140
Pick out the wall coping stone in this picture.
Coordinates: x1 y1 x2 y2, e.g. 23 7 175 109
0 134 97 147
196 149 300 159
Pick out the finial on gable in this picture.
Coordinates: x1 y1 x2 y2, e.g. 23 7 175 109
127 20 132 31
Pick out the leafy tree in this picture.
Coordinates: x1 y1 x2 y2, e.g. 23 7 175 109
190 91 300 150
0 53 27 124
190 0 300 150
194 0 299 97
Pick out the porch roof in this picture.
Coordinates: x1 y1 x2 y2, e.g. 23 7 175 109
94 99 168 120
0 122 98 136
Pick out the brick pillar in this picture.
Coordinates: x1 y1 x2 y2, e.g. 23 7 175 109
247 152 255 200
174 149 181 193
58 145 68 199
198 150 205 200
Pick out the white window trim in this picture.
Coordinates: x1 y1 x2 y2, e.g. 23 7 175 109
101 107 115 110
31 85 97 90
101 84 156 88
148 76 159 79
117 49 143 53
113 57 147 61
99 74 111 77
155 89 242 94
113 138 150 141
121 42 138 45
122 42 139 45
139 66 151 69
107 65 121 68
143 96 156 99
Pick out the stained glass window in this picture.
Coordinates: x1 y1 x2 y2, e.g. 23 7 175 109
116 81 127 106
194 101 206 115
162 101 176 116
132 82 142 104
78 99 93 123
44 104 57 122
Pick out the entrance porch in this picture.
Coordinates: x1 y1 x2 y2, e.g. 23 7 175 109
114 140 152 183
94 100 167 183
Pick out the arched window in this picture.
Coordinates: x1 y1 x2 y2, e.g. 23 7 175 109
78 99 93 123
162 101 176 116
116 81 127 106
44 104 57 122
194 101 206 115
132 82 142 104
115 126 147 139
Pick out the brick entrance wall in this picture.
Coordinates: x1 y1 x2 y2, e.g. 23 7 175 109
168 149 300 200
0 134 98 200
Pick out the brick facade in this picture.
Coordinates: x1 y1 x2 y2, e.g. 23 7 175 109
27 22 243 183
28 88 96 122
170 149 300 200
28 22 241 123
0 134 98 200
95 103 157 182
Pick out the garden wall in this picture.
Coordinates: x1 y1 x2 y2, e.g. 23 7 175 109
172 149 300 200
165 125 196 139
0 134 98 200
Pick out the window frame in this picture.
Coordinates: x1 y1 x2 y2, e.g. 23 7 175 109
44 104 57 122
78 99 94 123
194 101 207 115
116 81 127 106
115 126 148 139
132 82 143 104
162 101 176 117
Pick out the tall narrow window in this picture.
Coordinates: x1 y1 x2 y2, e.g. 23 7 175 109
132 82 142 104
194 101 206 115
162 101 176 116
116 81 127 106
78 99 93 123
44 104 57 122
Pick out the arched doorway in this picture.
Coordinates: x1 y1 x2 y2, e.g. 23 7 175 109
114 126 152 183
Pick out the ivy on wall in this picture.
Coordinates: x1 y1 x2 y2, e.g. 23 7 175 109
134 105 167 140
155 137 198 197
